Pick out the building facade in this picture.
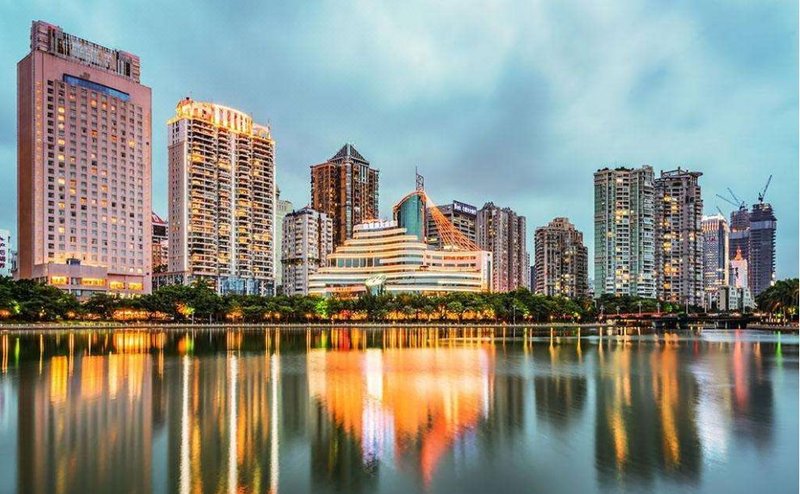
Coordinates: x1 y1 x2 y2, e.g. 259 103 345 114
748 202 776 296
0 230 11 277
593 166 656 298
476 202 529 292
533 218 588 298
701 214 729 307
167 98 276 295
151 211 168 273
282 208 333 295
654 168 703 306
309 220 491 296
273 192 293 292
17 21 152 297
426 201 477 247
310 144 379 247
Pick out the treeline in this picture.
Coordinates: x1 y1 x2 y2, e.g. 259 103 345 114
756 278 799 321
0 276 763 324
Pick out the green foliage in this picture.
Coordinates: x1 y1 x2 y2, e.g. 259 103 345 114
756 279 799 318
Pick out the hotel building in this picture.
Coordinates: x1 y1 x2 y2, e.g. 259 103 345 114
167 98 276 295
274 190 293 292
282 208 333 295
533 217 588 298
701 214 729 306
17 21 152 296
476 203 529 292
654 168 703 306
308 220 491 296
310 144 379 247
594 166 656 298
426 200 477 247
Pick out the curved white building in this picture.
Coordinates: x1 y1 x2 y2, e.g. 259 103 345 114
308 220 491 296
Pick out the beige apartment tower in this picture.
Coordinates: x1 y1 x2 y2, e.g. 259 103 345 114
17 21 152 297
167 98 276 295
534 217 589 298
282 207 334 295
476 202 529 292
310 144 379 247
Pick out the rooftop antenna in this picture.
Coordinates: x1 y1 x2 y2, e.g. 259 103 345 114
758 174 773 203
416 167 424 191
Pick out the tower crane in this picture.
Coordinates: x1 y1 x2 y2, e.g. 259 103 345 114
758 175 772 204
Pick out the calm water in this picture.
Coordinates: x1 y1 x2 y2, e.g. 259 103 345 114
0 328 796 494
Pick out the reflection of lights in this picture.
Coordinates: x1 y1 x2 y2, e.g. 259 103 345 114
180 355 191 494
228 354 238 494
270 354 280 494
50 356 69 404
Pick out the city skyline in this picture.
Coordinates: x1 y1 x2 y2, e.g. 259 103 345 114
0 2 797 280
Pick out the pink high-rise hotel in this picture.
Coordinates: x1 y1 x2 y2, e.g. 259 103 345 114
17 21 152 296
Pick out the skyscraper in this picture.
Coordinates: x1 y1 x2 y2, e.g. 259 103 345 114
426 201 477 247
17 21 152 296
151 212 168 272
654 168 703 307
281 208 333 295
476 203 529 292
701 214 729 305
310 144 379 247
728 206 750 264
0 229 11 277
748 202 776 296
593 166 655 298
533 217 588 298
274 190 293 292
167 97 276 295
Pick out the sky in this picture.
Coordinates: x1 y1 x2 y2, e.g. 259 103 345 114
1 0 797 279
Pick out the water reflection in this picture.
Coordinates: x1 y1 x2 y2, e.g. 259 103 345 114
0 328 795 494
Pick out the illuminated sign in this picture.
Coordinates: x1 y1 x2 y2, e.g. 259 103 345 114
453 201 477 216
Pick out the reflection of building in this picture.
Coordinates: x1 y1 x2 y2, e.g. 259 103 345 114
274 189 293 292
167 98 276 295
476 202 529 292
307 347 493 486
311 144 379 248
0 229 11 277
282 207 333 295
17 21 152 296
17 352 153 492
426 201 477 247
702 214 729 309
533 217 589 298
534 344 587 426
308 220 492 296
594 166 656 298
655 169 703 306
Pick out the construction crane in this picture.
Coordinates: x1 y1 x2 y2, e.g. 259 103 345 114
716 194 741 209
758 174 773 203
726 188 746 209
716 206 727 218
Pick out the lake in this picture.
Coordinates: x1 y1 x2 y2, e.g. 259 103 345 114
0 327 796 493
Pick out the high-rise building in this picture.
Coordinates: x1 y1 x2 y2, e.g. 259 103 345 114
151 212 168 273
748 202 776 296
17 21 152 296
167 98 276 295
701 214 729 307
281 208 333 295
426 201 477 247
593 166 655 298
310 144 379 247
654 168 703 307
728 206 750 264
274 190 293 292
533 217 588 298
730 247 749 289
394 192 426 240
476 202 529 292
0 229 11 277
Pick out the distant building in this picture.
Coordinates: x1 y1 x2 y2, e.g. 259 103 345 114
476 202 529 292
17 21 152 297
0 230 11 277
309 220 491 296
151 212 168 273
701 214 729 309
749 202 776 296
593 166 656 298
310 144 379 247
654 168 703 307
395 192 426 241
426 201 477 247
282 208 333 296
167 98 276 295
730 247 749 290
533 218 588 298
274 192 294 292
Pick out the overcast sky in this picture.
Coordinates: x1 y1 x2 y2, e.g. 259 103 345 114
1 0 797 279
